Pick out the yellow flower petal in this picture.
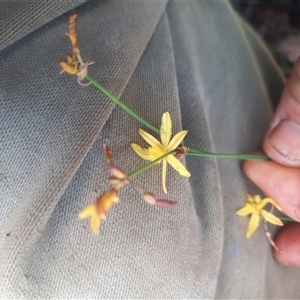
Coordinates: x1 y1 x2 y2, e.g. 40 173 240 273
258 198 282 211
58 61 78 75
148 145 166 158
91 214 101 234
96 189 118 218
247 194 255 203
166 155 191 177
131 144 165 161
246 213 260 238
79 188 119 234
138 128 161 147
162 159 167 194
131 143 152 160
261 210 284 226
160 112 172 149
253 195 261 204
168 130 188 151
78 205 94 219
236 203 254 216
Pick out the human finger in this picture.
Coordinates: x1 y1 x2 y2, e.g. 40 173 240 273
263 58 300 167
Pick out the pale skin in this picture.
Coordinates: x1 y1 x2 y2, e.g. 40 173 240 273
244 58 300 266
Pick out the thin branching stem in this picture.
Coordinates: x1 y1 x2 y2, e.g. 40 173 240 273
128 151 176 178
85 75 160 134
85 74 269 161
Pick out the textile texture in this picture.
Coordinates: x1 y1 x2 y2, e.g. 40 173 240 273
1 0 300 298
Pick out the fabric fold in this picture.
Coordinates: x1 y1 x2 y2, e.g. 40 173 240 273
0 1 88 52
3 11 203 297
0 0 167 288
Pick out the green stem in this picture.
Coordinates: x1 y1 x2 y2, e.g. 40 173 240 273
187 148 269 161
85 74 269 161
85 74 160 134
278 216 294 222
128 151 176 178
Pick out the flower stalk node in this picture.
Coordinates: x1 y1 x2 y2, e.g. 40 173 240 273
175 145 189 159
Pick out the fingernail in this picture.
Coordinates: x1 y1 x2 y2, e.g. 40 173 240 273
268 120 300 161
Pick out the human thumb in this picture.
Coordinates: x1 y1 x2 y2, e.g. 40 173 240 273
243 58 300 220
263 59 300 167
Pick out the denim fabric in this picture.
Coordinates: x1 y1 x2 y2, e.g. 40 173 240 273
1 0 300 298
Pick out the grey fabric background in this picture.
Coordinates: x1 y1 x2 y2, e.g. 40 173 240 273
0 0 300 298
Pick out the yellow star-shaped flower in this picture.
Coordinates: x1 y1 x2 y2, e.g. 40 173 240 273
131 112 191 193
236 194 283 238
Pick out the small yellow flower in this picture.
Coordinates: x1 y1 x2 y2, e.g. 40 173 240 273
131 112 191 193
236 194 283 238
79 188 119 234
